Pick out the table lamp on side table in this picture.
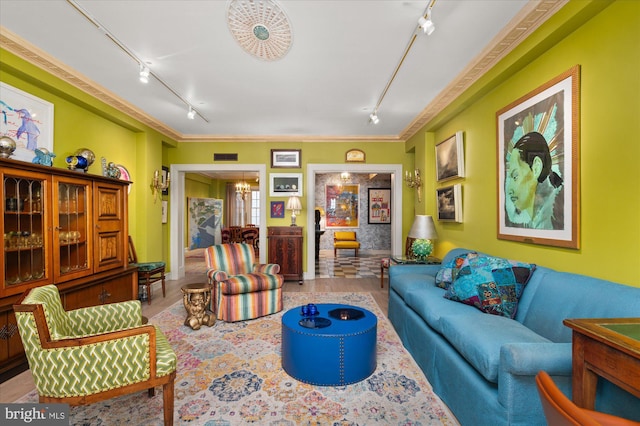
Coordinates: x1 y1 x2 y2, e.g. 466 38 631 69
287 196 302 226
408 215 438 260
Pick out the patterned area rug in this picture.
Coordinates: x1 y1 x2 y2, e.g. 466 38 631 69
18 292 458 425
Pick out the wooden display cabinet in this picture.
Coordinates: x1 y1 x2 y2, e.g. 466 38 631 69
0 158 137 381
267 226 303 284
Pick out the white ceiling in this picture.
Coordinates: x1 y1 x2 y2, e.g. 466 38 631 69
0 0 563 142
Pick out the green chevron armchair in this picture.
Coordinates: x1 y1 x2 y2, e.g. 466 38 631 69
13 285 177 425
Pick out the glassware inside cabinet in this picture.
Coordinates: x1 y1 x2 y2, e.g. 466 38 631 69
3 176 46 286
57 182 89 276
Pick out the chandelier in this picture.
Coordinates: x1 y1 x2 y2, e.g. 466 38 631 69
235 181 251 195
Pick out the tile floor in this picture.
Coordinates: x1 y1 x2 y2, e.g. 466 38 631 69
315 249 389 279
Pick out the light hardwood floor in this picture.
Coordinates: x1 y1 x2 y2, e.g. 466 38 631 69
0 275 389 402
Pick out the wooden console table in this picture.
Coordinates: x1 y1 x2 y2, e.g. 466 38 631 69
563 318 640 409
267 226 303 284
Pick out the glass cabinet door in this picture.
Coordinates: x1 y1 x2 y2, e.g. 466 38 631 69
2 172 49 291
53 177 91 281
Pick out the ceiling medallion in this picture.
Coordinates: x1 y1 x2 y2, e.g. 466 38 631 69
227 0 293 61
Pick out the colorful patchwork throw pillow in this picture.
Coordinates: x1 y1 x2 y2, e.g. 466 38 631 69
443 254 536 318
434 252 476 289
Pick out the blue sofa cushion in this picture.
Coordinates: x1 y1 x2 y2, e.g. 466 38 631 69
439 314 551 383
444 254 535 318
404 284 479 333
391 272 437 300
435 252 475 289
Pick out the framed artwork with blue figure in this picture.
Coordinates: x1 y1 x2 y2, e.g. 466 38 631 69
497 65 580 249
188 197 223 249
0 82 54 163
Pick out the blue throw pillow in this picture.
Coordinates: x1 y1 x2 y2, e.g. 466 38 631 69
434 252 476 289
443 254 535 318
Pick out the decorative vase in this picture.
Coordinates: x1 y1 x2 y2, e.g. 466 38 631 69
32 148 56 166
411 239 433 260
66 155 89 172
0 136 17 159
71 148 96 172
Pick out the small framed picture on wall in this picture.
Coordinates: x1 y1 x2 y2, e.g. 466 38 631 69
270 173 303 197
271 201 285 218
436 184 462 223
368 188 391 224
435 131 464 182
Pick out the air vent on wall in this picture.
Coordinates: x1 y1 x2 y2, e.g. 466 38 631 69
213 153 238 161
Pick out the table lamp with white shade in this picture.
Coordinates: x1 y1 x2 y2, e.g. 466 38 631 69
408 215 438 259
286 196 302 226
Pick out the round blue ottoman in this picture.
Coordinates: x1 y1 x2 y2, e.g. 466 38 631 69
281 303 377 386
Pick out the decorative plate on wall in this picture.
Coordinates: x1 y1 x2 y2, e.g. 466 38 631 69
346 149 366 163
116 164 131 193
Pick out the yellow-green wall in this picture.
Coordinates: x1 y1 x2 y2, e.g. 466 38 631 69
1 49 172 262
168 141 414 271
2 0 638 286
412 0 640 286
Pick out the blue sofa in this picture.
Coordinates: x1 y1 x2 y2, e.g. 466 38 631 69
388 248 640 425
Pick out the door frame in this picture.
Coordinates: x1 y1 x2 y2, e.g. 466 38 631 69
305 163 403 280
168 163 267 280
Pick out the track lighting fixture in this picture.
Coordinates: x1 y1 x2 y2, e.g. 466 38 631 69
367 0 437 124
139 65 150 83
418 8 435 35
67 0 209 123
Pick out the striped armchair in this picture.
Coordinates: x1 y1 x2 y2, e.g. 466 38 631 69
205 243 284 322
13 284 177 425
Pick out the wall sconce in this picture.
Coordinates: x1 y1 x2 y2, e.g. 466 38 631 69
404 169 422 202
286 196 302 226
151 169 170 203
341 172 350 183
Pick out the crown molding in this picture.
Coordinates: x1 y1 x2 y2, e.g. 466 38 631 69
1 1 565 144
400 0 568 140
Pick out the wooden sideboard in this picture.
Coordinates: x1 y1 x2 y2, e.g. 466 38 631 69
0 158 137 381
267 226 303 284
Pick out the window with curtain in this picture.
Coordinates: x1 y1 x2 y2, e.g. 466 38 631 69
225 182 254 226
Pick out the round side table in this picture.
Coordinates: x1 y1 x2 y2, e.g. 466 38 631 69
181 283 215 330
282 303 377 386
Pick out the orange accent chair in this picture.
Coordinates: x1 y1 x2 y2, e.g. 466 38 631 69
535 371 640 426
333 231 360 257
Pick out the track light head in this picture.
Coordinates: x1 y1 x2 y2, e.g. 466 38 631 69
418 11 435 35
187 106 196 120
369 112 380 124
139 65 150 83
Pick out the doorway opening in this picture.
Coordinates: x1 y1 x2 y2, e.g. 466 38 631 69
168 164 267 280
305 163 403 280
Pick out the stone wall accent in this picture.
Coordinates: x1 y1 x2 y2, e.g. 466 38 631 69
315 173 391 252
